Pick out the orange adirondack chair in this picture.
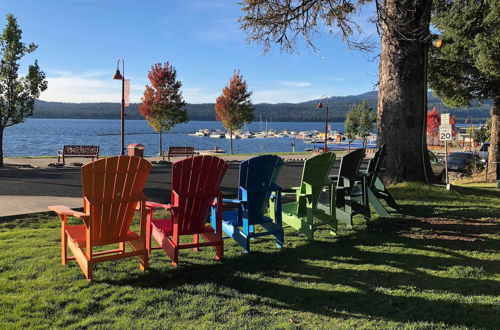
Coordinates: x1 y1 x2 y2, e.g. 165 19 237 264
48 156 151 282
146 155 227 266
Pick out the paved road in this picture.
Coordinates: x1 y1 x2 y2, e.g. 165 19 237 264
0 162 306 204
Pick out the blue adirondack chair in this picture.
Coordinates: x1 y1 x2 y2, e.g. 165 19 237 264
215 155 284 253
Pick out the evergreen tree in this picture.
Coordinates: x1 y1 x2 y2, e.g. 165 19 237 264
139 62 188 156
355 100 376 147
429 0 500 178
0 14 47 167
344 107 359 151
240 0 434 184
215 71 254 154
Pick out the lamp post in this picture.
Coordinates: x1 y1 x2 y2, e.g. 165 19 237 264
316 95 329 153
112 58 125 155
423 38 443 182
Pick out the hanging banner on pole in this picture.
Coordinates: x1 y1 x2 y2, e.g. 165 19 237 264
124 79 130 107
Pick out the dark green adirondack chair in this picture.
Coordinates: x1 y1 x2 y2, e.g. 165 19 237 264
278 152 336 240
354 144 399 216
330 148 370 229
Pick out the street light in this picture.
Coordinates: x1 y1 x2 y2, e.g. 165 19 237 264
316 95 329 153
422 38 444 182
112 58 125 155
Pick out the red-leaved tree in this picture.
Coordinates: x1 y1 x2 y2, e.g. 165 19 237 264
139 62 187 156
215 71 254 154
427 106 458 142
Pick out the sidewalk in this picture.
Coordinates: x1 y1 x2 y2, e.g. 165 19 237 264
3 153 314 169
1 195 82 217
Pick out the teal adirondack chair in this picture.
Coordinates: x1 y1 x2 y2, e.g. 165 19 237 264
279 152 337 240
331 148 370 229
354 144 399 216
217 155 284 253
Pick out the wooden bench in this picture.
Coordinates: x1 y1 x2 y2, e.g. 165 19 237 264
57 145 99 165
162 146 195 161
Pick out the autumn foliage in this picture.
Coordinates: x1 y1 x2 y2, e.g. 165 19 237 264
426 106 458 138
215 71 254 153
139 62 187 133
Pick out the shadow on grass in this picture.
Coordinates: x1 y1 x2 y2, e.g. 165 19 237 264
452 185 500 198
103 227 500 328
400 204 500 220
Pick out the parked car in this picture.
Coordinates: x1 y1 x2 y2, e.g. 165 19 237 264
429 150 445 182
478 142 490 162
447 152 484 174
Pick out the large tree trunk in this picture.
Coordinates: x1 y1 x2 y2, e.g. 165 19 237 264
0 126 3 167
487 96 500 179
377 0 433 184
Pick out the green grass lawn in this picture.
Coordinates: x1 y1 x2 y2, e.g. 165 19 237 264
0 183 499 328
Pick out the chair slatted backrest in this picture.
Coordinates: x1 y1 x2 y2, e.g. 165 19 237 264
172 155 227 235
81 156 151 246
239 155 284 222
298 152 336 215
336 148 365 187
367 144 386 188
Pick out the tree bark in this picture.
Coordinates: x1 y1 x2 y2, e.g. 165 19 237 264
377 0 433 184
159 130 163 156
230 128 233 154
487 96 500 179
0 126 4 167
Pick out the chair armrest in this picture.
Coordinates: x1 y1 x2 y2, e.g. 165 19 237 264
145 201 173 210
222 198 244 204
48 205 91 225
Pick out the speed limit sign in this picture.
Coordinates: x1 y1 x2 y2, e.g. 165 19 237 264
439 125 452 141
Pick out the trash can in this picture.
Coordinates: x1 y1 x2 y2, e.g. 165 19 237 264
127 143 144 158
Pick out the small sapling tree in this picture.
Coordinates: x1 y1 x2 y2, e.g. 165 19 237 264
344 107 360 151
215 71 254 154
0 14 47 167
355 100 376 148
139 62 187 156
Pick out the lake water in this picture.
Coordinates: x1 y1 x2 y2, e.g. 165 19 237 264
3 119 373 157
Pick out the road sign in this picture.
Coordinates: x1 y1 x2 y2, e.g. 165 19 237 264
441 113 450 125
439 124 452 141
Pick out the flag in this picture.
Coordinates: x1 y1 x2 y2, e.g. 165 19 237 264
124 79 130 107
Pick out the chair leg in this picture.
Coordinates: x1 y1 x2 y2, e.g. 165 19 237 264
171 248 179 266
215 241 224 260
139 251 148 271
61 229 67 265
275 230 284 248
119 242 126 253
193 234 199 252
85 262 93 283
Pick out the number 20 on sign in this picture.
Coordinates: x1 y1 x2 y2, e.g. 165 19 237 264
439 125 452 141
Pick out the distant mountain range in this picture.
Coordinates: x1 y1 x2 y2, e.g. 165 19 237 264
32 91 492 122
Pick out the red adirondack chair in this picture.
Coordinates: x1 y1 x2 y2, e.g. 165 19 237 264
146 155 227 266
48 156 151 282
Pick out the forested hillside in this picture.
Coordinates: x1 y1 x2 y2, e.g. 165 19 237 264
33 91 492 122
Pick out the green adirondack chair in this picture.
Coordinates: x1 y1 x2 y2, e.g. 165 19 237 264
330 148 370 229
277 152 337 240
353 144 399 216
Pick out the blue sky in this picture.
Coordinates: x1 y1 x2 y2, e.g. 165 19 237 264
1 0 379 104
